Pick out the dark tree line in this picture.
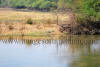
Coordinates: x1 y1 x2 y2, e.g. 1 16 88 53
0 0 100 19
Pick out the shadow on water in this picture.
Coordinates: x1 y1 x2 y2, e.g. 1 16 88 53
0 35 100 67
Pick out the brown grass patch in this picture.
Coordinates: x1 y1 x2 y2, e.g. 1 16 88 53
0 8 70 35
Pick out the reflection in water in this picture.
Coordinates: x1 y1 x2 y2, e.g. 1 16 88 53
0 35 100 67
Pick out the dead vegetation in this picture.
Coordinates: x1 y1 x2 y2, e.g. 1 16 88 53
58 12 100 35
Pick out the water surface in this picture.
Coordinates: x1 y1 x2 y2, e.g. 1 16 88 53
0 35 100 67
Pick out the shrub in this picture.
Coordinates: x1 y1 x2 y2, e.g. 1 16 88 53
26 18 33 24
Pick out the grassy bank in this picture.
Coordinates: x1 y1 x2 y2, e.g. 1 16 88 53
0 8 70 35
0 8 99 35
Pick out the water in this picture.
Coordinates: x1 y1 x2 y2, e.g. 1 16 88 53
0 35 100 67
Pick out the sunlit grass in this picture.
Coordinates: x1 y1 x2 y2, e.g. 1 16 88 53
0 8 69 23
0 8 70 35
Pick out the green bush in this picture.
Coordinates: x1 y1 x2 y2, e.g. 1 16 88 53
26 18 33 25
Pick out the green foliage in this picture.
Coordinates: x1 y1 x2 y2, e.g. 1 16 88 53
39 1 51 9
79 0 100 21
0 0 56 10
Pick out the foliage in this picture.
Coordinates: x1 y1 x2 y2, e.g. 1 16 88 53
0 0 56 10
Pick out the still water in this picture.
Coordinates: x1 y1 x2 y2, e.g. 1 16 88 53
0 35 100 67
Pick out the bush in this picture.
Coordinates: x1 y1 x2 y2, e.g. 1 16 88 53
26 18 33 24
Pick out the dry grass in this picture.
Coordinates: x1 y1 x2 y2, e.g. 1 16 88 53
0 8 70 35
0 8 69 23
0 22 61 35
